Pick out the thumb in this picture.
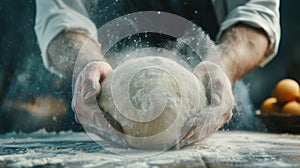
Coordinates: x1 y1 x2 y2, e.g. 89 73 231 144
81 61 112 101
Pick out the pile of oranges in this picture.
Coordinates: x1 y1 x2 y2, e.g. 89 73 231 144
261 78 300 115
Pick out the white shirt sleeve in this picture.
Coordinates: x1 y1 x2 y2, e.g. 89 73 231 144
216 0 281 67
34 0 98 76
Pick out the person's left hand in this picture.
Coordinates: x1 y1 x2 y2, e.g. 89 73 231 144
177 61 234 148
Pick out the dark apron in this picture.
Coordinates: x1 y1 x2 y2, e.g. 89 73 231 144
92 0 219 40
148 0 219 40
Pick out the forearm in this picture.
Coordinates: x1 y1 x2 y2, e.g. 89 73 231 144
218 23 269 84
47 31 103 80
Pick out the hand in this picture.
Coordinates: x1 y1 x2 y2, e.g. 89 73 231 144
177 61 234 148
72 61 128 147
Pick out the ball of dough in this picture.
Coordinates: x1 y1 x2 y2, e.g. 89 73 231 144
98 56 207 149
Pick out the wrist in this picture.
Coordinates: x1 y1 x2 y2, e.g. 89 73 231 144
216 23 269 84
48 31 103 79
49 32 105 90
203 45 237 84
217 44 238 84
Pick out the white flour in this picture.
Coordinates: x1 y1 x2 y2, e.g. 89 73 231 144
1 130 299 167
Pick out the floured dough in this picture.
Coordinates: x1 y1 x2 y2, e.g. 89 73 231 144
98 56 207 149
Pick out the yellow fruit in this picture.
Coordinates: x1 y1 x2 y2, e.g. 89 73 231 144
282 101 300 115
260 97 281 114
272 79 300 104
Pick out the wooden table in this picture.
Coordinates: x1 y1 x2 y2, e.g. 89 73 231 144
1 130 299 167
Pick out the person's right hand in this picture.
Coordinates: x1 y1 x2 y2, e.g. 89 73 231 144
177 61 234 148
72 61 128 147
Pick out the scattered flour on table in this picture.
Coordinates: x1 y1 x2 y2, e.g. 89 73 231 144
1 130 300 167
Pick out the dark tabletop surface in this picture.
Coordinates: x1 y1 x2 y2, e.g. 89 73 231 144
1 130 299 168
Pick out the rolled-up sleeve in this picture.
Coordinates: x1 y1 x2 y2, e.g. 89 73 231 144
34 0 98 75
217 0 280 66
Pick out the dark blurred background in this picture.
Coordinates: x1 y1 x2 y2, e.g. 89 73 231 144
0 0 299 133
0 0 79 133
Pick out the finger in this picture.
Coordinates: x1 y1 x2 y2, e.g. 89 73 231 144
180 106 223 143
72 72 83 112
178 120 213 148
74 113 79 123
85 111 127 145
193 62 210 87
76 111 128 146
81 62 103 102
98 62 113 83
